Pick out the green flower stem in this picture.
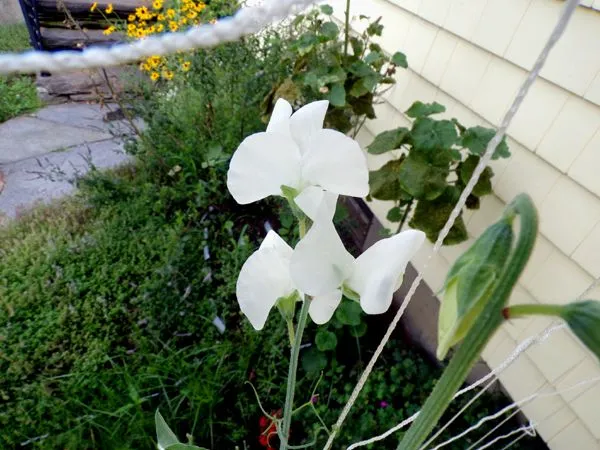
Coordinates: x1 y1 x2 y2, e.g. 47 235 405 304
280 297 310 450
343 0 351 58
505 303 565 319
397 193 538 450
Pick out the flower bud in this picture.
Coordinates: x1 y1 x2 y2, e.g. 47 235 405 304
561 300 600 362
437 219 514 360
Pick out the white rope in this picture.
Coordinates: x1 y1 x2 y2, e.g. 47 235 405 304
474 423 537 450
464 410 521 450
324 1 581 447
345 323 566 450
498 431 528 450
0 0 315 75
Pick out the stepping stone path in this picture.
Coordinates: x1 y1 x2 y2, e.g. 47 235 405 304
0 102 142 221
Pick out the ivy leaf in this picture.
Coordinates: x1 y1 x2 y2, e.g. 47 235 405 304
349 75 378 97
335 301 362 326
349 60 374 78
367 127 410 154
461 126 511 160
459 154 494 197
315 330 338 351
319 22 339 40
386 206 404 222
410 118 458 151
349 322 368 338
364 51 383 65
302 347 328 373
398 152 449 200
409 187 468 245
405 101 446 119
369 159 410 201
327 83 346 107
391 51 408 68
320 4 334 15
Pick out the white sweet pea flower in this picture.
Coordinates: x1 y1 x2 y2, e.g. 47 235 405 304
290 221 425 322
226 99 369 214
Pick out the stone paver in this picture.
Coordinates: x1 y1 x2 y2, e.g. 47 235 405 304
0 102 140 219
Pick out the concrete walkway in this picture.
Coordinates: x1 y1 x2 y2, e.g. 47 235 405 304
0 102 140 219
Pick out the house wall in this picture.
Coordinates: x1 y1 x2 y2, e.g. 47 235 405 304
329 0 600 448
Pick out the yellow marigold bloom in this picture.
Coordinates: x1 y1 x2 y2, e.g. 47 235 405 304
187 10 197 19
157 13 165 20
90 2 97 11
182 61 191 72
162 70 174 80
166 8 175 18
150 72 160 81
127 13 136 21
102 25 116 35
152 0 162 9
136 6 148 18
179 17 188 25
156 23 165 32
105 3 113 14
169 21 178 31
136 29 146 38
127 24 136 32
149 55 161 66
195 2 205 12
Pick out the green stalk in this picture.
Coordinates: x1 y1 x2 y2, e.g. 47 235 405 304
505 303 564 319
397 194 538 450
280 298 310 450
343 0 351 58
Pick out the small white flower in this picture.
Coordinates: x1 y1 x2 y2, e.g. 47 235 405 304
226 99 369 215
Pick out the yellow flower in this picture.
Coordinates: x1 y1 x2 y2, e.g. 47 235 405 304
149 55 161 67
195 2 205 12
128 14 136 21
156 23 165 32
90 2 97 11
179 17 188 25
181 61 191 72
187 10 197 19
157 13 165 21
166 8 175 19
105 3 113 14
136 29 146 38
169 21 178 31
150 72 160 81
141 62 151 71
127 24 136 31
136 6 148 18
102 25 116 35
162 70 174 80
152 0 162 9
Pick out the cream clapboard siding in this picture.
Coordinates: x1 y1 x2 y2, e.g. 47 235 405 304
327 0 600 448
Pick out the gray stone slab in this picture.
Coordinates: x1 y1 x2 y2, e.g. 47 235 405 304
0 116 111 164
0 139 132 218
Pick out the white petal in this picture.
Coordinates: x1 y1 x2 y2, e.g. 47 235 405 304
227 132 302 204
290 100 329 154
236 231 295 330
309 290 343 324
347 230 425 314
301 129 369 197
295 186 338 222
266 98 292 135
290 220 355 296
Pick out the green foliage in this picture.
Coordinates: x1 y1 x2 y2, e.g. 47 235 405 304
368 101 511 244
0 24 41 123
561 301 600 362
261 5 407 134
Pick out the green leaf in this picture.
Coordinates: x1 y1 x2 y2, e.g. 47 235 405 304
410 118 458 151
349 321 368 338
409 187 468 245
364 51 383 65
327 83 346 107
405 101 446 119
459 155 494 197
156 410 180 450
366 18 383 36
369 159 411 201
335 301 362 326
350 93 376 119
349 60 374 78
302 347 328 373
391 51 408 68
397 152 449 200
350 37 364 56
561 301 600 362
367 128 410 154
319 22 340 40
320 4 334 15
315 330 338 351
386 206 404 222
461 126 511 160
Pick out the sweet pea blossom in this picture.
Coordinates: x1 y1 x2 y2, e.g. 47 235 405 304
226 99 369 214
290 220 425 323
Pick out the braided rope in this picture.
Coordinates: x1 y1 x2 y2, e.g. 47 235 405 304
0 0 315 74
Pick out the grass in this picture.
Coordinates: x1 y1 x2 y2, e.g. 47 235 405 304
0 23 41 123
